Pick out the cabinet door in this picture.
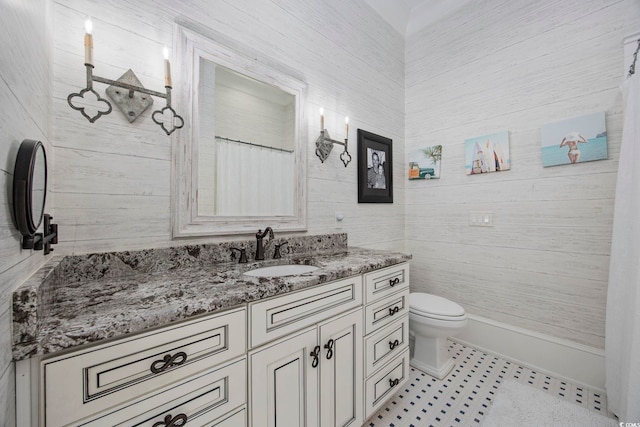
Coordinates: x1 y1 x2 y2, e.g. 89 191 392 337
319 309 363 427
249 326 319 427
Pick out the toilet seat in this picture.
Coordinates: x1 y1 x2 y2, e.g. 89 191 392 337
409 293 466 321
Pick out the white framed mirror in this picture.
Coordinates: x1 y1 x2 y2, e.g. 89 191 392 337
173 24 307 237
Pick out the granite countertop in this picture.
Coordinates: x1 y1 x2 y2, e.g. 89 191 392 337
12 234 410 360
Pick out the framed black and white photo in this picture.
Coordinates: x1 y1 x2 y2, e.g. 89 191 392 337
357 129 393 203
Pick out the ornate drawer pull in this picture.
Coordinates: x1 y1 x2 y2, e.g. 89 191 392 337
389 277 400 287
389 339 400 350
150 351 188 374
152 413 188 427
389 378 400 388
388 306 400 316
324 339 334 360
311 345 321 368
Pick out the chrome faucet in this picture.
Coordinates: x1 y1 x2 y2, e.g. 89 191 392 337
255 227 274 260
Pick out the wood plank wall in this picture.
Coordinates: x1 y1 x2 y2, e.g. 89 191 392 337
405 0 640 349
51 0 406 255
0 0 53 424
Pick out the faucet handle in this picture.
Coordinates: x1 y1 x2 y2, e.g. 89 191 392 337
230 247 248 264
273 241 288 259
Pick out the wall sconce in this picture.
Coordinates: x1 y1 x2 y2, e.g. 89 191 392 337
315 108 351 167
66 19 184 136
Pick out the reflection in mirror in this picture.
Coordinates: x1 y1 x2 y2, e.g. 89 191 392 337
173 25 307 237
198 61 295 217
31 144 47 227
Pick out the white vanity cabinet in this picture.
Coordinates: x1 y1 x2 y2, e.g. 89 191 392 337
362 263 411 419
18 307 247 427
16 260 412 427
248 275 363 427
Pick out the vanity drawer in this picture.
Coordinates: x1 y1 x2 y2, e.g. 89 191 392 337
80 357 246 426
363 263 409 304
364 348 410 419
364 315 409 377
42 307 246 427
249 275 362 348
364 288 409 335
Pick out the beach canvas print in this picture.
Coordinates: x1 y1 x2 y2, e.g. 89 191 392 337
408 145 441 180
541 112 607 167
464 130 510 175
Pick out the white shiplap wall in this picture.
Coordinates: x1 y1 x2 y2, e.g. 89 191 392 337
51 0 406 255
405 0 640 349
0 0 53 424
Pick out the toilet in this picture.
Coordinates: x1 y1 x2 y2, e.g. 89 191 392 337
409 292 468 379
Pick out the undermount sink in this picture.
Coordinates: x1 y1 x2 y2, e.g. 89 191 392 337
244 264 319 277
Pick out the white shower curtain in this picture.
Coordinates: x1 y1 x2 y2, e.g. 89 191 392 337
215 139 294 216
605 70 640 421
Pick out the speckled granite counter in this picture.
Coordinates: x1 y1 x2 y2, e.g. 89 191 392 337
12 233 410 360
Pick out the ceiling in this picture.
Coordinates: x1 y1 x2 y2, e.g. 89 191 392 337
364 0 471 38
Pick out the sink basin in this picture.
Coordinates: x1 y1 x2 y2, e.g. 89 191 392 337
244 264 319 277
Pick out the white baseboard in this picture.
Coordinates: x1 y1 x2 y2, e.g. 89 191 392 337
453 314 605 392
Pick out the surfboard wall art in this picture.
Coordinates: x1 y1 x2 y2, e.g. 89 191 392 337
464 130 510 176
540 112 607 168
408 145 442 180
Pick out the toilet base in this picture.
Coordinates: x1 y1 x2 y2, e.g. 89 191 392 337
410 335 455 380
410 356 455 380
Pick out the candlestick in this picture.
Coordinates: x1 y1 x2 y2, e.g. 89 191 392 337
163 47 172 88
84 19 93 66
345 116 349 136
320 107 324 131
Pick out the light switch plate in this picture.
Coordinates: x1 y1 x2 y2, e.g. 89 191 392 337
469 211 493 227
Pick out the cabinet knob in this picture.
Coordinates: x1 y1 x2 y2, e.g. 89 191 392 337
324 339 334 360
389 339 400 350
388 306 400 316
310 345 321 368
389 277 400 287
152 413 188 427
389 378 400 388
150 351 188 374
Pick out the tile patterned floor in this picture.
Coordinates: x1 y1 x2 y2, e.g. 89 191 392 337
364 341 613 427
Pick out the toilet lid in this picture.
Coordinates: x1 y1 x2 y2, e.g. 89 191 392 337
409 293 465 318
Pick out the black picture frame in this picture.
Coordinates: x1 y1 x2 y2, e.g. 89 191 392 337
357 129 393 203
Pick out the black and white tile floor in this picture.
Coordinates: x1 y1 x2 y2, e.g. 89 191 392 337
365 341 611 427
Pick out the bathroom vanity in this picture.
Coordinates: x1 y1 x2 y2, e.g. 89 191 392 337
12 234 410 427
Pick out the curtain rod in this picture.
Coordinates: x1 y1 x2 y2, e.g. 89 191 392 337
215 136 294 153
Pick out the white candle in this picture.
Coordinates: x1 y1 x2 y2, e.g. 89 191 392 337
163 47 172 87
84 19 93 65
320 107 324 131
345 116 349 136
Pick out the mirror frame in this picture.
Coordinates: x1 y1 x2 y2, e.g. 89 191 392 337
172 24 308 237
13 139 47 238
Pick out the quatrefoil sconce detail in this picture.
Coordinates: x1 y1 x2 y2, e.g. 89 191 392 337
66 20 184 136
315 108 352 167
67 87 112 123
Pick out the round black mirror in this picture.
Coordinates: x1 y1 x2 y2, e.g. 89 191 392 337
13 139 48 237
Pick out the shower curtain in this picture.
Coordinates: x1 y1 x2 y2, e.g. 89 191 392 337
605 68 640 421
215 139 294 216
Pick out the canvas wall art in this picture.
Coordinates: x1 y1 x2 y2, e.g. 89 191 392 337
464 130 510 175
408 145 441 180
541 112 607 167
